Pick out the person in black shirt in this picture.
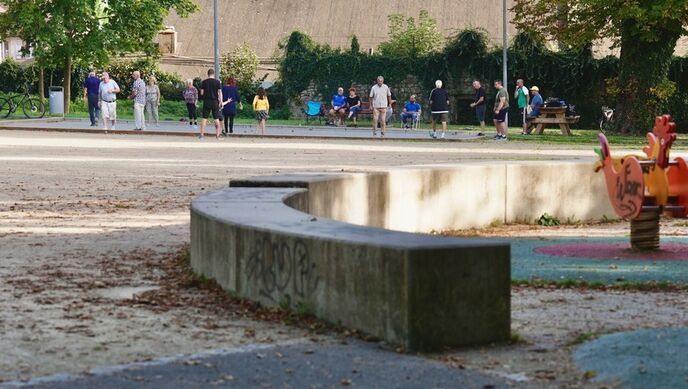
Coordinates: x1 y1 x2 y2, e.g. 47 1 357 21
199 69 223 140
469 80 486 133
429 80 449 139
346 87 362 127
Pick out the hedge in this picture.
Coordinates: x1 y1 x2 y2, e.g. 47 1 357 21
279 29 688 132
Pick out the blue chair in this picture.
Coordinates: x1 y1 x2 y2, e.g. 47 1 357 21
303 101 324 125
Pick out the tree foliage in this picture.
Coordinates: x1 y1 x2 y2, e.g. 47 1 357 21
0 0 197 112
378 10 444 57
512 0 688 133
221 43 259 93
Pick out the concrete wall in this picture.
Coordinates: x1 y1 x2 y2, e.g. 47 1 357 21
259 162 615 233
191 186 511 351
161 0 517 78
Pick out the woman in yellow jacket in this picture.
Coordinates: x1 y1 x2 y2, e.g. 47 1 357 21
252 87 269 135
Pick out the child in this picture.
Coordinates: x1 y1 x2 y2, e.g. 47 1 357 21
182 79 198 130
252 87 269 135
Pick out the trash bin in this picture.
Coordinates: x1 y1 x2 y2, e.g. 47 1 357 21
49 86 64 115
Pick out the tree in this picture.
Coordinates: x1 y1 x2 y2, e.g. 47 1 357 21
221 43 259 93
0 0 197 113
350 35 360 54
512 0 688 133
378 10 444 58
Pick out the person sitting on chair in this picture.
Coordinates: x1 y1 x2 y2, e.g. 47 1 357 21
329 87 347 126
346 87 361 127
400 95 421 128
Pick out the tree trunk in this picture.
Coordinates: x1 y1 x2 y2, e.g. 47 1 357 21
38 67 45 105
63 56 72 114
615 21 680 134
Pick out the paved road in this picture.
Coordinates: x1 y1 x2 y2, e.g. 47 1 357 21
0 118 485 141
4 340 518 389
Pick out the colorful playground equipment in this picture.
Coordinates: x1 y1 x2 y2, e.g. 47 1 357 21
594 115 688 250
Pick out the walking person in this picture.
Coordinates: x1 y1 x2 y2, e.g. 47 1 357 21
145 76 161 127
199 69 223 140
183 79 198 130
98 72 120 131
429 80 449 139
129 71 146 131
252 87 269 135
221 77 242 135
369 76 391 138
469 80 486 134
493 80 509 140
514 79 530 135
83 71 101 127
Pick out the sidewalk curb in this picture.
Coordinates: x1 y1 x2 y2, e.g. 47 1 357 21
0 124 486 142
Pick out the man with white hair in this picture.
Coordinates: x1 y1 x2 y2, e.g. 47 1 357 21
129 70 146 131
98 72 120 131
429 80 449 139
369 75 391 137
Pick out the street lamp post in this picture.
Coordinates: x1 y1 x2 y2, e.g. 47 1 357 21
502 0 509 126
213 0 220 80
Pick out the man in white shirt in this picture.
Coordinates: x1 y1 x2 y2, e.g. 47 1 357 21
129 70 146 131
98 72 120 131
369 76 391 137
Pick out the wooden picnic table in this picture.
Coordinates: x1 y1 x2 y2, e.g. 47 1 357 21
529 106 579 136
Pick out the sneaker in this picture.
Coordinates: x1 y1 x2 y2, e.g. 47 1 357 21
440 132 445 139
198 134 204 140
216 135 224 140
429 132 436 139
493 134 501 140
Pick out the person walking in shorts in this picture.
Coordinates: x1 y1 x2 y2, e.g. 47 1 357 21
98 72 120 131
369 76 391 138
429 80 449 139
199 69 223 140
493 80 509 140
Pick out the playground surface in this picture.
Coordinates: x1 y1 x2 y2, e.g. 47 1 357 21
1 129 686 388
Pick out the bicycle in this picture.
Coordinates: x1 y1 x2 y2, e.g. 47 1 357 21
0 86 46 119
599 106 615 133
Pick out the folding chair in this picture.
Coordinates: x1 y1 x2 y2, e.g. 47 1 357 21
303 101 324 125
401 111 421 131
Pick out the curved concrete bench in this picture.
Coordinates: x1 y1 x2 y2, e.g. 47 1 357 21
191 162 613 351
192 186 510 352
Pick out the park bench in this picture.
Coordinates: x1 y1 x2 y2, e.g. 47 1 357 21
529 106 580 135
358 101 373 119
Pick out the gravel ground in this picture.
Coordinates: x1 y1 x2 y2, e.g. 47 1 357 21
1 130 686 387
